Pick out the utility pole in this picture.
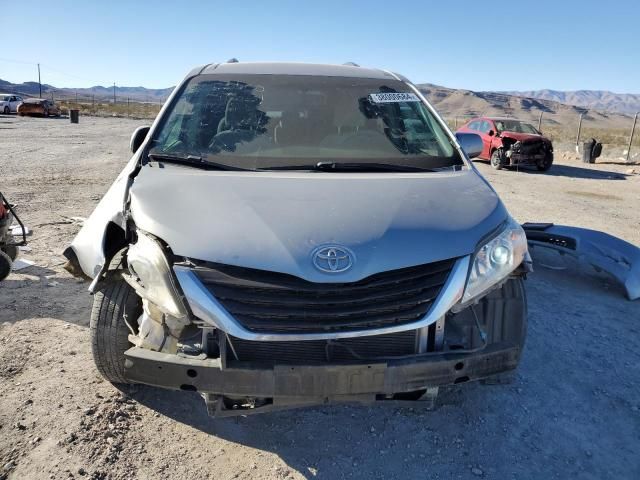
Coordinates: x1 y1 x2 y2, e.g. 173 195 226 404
113 82 116 104
626 112 638 163
37 63 42 98
537 111 543 131
575 113 584 154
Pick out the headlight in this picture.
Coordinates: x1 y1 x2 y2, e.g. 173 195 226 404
460 217 528 305
126 231 187 318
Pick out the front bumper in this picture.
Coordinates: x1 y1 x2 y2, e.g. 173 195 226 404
123 341 522 398
507 152 546 164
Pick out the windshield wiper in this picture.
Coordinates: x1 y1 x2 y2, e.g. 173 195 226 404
147 153 253 171
261 162 437 172
314 162 435 172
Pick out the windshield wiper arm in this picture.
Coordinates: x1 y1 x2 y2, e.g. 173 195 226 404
314 162 435 172
147 153 253 171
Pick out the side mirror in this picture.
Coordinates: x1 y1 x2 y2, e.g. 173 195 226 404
455 132 483 159
488 129 495 137
130 125 151 153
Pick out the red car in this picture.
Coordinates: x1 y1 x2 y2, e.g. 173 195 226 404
457 117 553 171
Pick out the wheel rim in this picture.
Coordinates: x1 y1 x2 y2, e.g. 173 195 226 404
491 151 501 167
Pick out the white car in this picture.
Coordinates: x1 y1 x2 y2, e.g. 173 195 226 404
0 94 23 114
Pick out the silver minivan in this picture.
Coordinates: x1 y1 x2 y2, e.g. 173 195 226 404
65 62 530 416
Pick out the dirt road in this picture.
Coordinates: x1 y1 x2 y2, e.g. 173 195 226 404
1 115 639 480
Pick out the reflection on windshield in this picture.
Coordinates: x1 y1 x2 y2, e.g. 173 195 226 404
150 74 463 171
495 121 538 135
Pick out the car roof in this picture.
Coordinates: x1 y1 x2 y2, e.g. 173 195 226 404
480 116 528 122
195 62 403 80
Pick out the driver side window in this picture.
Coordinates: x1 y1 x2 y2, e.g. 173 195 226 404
479 121 492 134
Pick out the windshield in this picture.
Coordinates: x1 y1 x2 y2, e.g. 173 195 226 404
494 120 539 135
149 74 463 171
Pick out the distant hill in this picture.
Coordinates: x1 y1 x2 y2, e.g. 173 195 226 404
501 89 640 115
0 78 174 103
416 83 633 131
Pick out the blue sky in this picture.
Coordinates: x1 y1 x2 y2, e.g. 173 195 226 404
1 0 638 93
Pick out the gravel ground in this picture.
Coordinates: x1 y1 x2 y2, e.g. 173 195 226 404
0 114 639 480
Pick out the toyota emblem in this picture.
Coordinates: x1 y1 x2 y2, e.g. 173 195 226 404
312 245 355 273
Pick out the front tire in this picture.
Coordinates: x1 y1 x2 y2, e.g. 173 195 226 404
537 152 553 171
2 106 9 115
490 149 505 170
90 277 141 384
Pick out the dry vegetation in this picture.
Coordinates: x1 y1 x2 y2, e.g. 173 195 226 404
56 100 162 120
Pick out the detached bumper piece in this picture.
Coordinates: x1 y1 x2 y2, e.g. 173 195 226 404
523 223 640 300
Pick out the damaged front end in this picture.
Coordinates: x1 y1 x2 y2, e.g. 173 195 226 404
122 254 529 417
103 216 530 417
64 168 531 417
501 136 553 170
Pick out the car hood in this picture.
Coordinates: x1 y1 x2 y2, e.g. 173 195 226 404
127 165 507 283
500 131 549 143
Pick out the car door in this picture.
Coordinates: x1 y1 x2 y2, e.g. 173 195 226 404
477 120 495 159
10 96 22 112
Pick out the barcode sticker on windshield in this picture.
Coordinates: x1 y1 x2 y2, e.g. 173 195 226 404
369 92 420 103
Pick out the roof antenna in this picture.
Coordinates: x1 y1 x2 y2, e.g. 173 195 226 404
226 58 239 63
343 62 359 67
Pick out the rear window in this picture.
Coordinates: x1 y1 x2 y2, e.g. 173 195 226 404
150 74 463 171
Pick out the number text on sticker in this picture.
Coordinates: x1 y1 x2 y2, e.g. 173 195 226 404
369 92 420 103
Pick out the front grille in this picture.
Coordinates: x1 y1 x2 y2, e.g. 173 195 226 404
227 330 419 364
193 258 455 334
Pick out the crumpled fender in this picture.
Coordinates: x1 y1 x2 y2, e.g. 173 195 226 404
523 223 640 301
63 153 140 279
